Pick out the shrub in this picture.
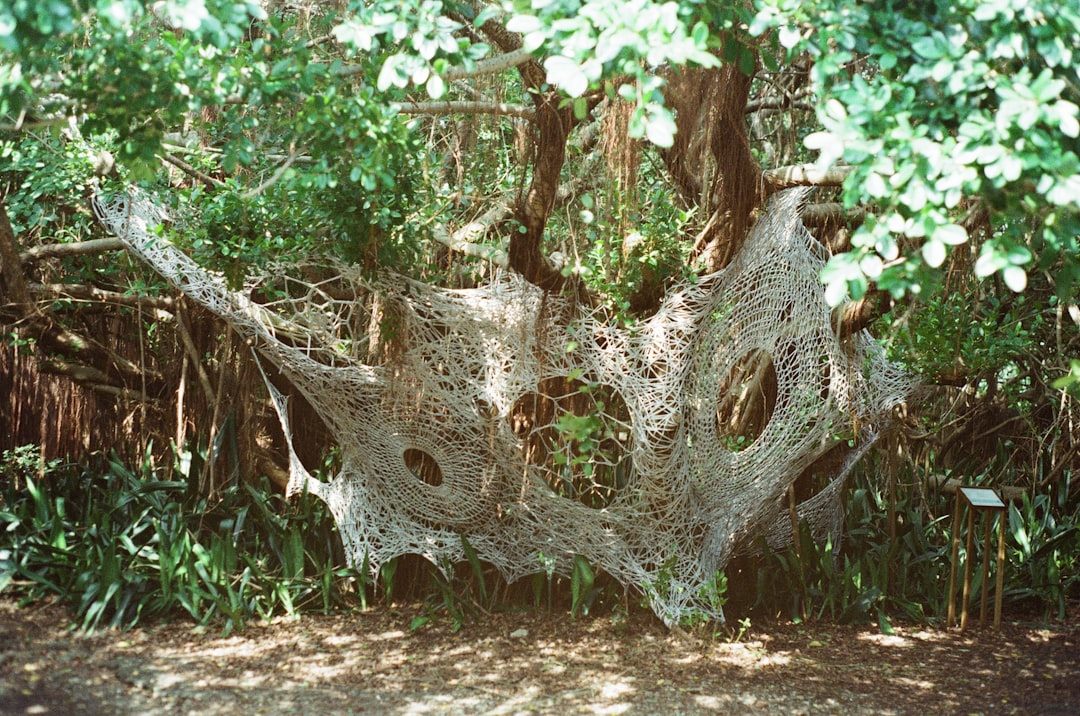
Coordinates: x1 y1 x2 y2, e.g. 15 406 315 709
0 445 367 633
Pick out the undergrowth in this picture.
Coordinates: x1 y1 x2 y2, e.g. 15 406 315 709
748 463 1080 630
0 444 367 634
2 445 1076 635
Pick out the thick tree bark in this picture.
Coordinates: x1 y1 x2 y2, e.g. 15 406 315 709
834 289 890 339
508 99 575 292
659 64 763 274
0 199 34 310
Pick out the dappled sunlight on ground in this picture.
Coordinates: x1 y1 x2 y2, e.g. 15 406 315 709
854 631 913 648
1 598 1077 715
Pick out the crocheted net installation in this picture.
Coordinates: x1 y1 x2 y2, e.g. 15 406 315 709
94 187 916 625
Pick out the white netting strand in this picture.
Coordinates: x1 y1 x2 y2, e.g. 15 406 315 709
94 186 917 625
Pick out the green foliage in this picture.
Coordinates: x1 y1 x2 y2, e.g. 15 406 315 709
0 444 367 633
753 470 945 628
505 0 721 145
753 462 1080 629
0 133 101 237
411 561 477 633
1053 360 1080 393
573 183 696 313
4 1 271 164
408 538 499 633
4 0 424 275
570 552 596 617
3 0 1078 636
334 0 727 147
883 288 1046 387
1005 483 1080 620
754 0 1080 304
638 552 729 628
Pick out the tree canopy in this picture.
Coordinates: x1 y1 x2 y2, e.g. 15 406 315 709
3 1 1077 303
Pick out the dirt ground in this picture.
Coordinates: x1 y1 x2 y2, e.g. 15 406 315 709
0 597 1077 716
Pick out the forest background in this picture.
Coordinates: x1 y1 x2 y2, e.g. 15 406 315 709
0 0 1078 632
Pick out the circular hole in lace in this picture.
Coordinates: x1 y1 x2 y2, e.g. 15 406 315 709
510 376 632 508
715 348 777 452
403 447 443 487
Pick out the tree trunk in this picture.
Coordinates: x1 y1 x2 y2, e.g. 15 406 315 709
660 64 762 273
508 98 574 292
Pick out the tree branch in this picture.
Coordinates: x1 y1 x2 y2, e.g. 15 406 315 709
159 152 224 189
432 162 600 267
241 146 299 200
432 224 508 265
28 282 177 311
0 111 68 132
40 358 155 403
833 289 889 339
444 48 535 81
662 64 761 273
764 164 853 191
337 47 535 82
800 202 868 226
2 197 161 388
392 99 534 119
470 4 546 87
19 238 126 264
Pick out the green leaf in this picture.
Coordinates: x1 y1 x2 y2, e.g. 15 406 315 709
778 26 801 49
921 239 946 268
933 223 968 246
1003 265 1027 292
1060 111 1080 138
911 34 945 60
877 608 896 635
504 14 541 34
643 109 676 148
425 73 445 99
544 55 588 97
824 277 848 307
159 0 210 32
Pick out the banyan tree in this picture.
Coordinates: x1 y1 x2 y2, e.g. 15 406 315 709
2 1 966 624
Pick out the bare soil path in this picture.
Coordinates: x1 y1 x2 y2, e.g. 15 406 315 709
1 597 1077 715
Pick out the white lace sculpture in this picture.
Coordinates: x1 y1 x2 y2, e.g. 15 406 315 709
94 186 915 625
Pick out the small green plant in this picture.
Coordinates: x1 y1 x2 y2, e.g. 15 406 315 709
570 553 597 617
752 460 1080 630
726 616 752 643
1004 480 1080 620
752 465 951 630
701 570 729 615
0 444 368 633
533 550 558 610
0 444 62 487
640 554 729 628
409 545 496 633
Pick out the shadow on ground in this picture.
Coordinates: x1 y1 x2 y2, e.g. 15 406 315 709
1 598 1077 715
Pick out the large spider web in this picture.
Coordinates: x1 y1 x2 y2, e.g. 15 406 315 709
94 186 915 624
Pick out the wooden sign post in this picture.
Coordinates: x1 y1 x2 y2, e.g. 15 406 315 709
947 486 1007 631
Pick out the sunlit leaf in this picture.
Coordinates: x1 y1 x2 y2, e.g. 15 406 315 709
922 239 946 268
544 55 588 97
1003 265 1028 292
